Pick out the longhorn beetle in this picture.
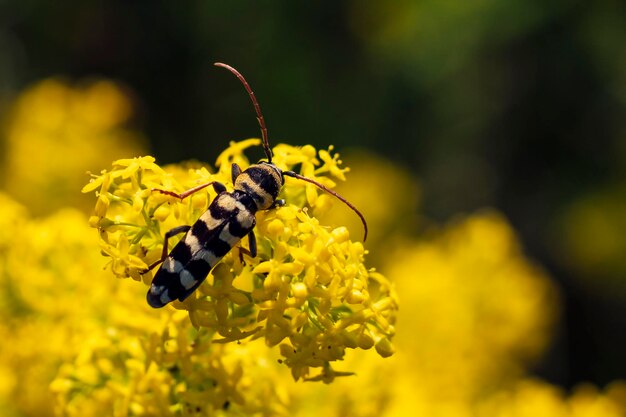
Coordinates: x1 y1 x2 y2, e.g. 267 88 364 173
145 62 368 308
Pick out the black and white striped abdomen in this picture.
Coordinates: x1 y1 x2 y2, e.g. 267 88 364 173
147 192 257 308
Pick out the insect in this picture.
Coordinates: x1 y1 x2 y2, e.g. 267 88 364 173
145 62 367 308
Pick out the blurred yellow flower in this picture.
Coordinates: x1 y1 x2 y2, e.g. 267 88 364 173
385 211 558 402
0 194 121 417
476 379 626 417
284 212 625 417
0 78 146 215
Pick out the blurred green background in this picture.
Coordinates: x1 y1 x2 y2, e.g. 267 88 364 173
1 0 625 391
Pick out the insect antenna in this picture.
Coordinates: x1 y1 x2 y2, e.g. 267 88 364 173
282 170 368 242
214 62 273 163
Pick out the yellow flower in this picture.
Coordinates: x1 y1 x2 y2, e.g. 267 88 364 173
0 194 124 417
384 211 558 401
284 212 626 417
0 78 146 214
52 311 293 417
476 379 626 417
84 140 397 381
0 191 294 416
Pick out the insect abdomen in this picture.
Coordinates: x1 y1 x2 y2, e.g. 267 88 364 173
147 193 256 308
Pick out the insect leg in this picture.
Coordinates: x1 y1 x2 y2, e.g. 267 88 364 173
237 230 257 263
232 163 242 183
152 181 227 200
248 229 257 258
144 225 191 272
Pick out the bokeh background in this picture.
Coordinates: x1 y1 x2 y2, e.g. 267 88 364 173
1 1 625 415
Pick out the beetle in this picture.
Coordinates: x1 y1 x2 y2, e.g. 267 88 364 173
145 62 367 308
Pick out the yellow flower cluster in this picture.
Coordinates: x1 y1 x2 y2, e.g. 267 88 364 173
2 75 625 417
0 78 145 215
0 79 397 416
0 193 304 416
284 211 626 417
388 212 558 394
380 212 560 412
83 139 398 381
477 379 626 417
0 195 117 417
2 185 623 416
52 308 294 416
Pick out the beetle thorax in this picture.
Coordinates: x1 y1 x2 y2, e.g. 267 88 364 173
234 163 283 210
